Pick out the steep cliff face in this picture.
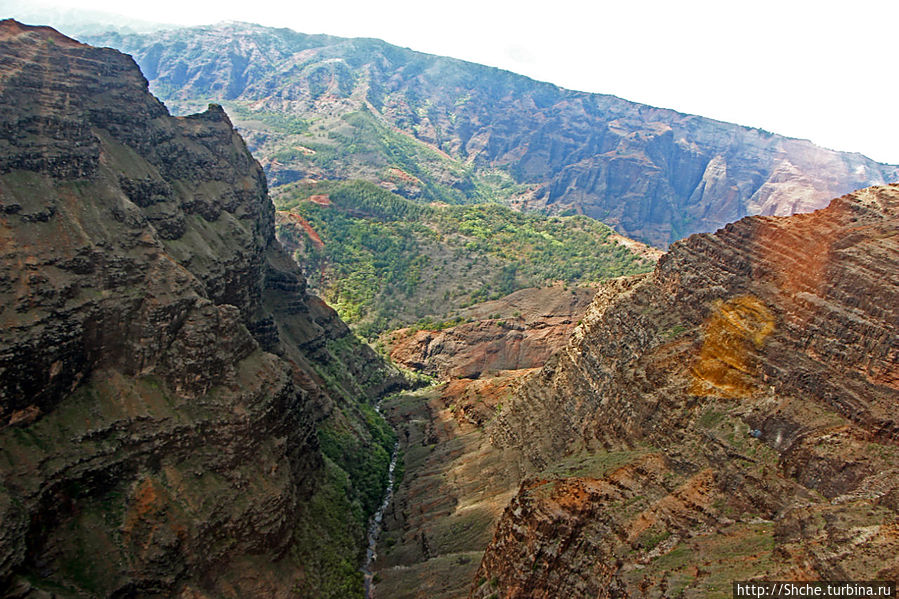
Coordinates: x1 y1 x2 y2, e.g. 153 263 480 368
472 185 899 597
388 286 597 380
0 21 399 598
84 23 899 246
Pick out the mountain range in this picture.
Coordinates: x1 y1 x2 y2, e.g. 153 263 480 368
80 22 899 246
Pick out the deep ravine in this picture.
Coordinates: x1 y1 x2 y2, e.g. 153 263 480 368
364 384 523 599
363 404 401 598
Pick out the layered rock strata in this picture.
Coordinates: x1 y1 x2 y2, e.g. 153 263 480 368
388 286 596 380
373 382 522 599
472 185 899 597
370 287 604 597
0 21 399 598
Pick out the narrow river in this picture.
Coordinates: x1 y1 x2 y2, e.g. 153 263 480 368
362 408 400 599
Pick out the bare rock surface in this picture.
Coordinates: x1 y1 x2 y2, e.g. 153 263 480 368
471 185 899 598
387 286 596 379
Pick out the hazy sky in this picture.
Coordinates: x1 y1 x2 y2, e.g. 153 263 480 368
7 0 898 164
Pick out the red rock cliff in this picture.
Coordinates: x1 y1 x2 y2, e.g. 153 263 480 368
473 185 899 597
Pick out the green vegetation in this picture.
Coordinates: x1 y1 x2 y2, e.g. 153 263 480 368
226 103 310 135
636 527 671 551
624 521 778 598
392 448 406 490
331 108 484 205
662 323 689 340
275 180 654 337
293 405 395 597
317 405 396 519
698 408 725 429
213 96 501 197
291 458 368 598
292 341 398 598
539 447 656 480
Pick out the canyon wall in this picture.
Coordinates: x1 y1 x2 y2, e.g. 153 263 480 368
473 184 899 597
85 23 899 246
0 21 399 598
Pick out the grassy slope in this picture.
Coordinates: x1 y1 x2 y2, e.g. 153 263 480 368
169 99 524 205
274 180 655 338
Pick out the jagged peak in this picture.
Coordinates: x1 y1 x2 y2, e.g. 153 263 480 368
183 102 233 125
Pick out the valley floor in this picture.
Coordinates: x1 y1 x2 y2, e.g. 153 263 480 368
371 377 527 599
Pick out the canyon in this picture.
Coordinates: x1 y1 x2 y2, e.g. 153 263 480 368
0 17 897 599
367 184 899 598
0 21 401 598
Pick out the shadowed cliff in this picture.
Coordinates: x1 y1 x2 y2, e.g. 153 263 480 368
0 20 401 598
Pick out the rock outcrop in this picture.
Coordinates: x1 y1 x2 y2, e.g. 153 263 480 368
84 23 899 246
0 21 399 598
471 185 899 597
388 286 596 380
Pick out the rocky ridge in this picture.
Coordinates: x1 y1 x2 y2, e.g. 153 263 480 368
0 21 399 598
470 184 899 597
387 286 596 380
82 22 899 246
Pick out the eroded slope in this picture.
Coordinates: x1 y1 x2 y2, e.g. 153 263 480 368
85 23 899 246
472 185 899 597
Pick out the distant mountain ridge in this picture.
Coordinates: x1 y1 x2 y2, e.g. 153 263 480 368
82 22 899 246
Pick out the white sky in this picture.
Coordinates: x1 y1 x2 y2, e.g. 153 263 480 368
7 0 899 164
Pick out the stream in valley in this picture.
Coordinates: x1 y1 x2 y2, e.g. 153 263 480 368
362 404 400 599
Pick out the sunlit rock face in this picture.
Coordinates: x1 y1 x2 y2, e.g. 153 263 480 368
387 286 597 380
0 20 400 597
473 185 899 598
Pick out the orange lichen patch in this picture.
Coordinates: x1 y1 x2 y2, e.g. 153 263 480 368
279 211 324 249
549 478 612 513
122 477 163 538
690 295 774 398
627 511 659 542
122 475 188 558
7 405 40 426
307 194 330 206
